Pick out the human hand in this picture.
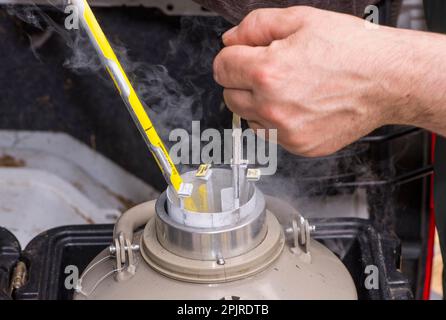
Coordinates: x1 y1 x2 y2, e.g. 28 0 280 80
214 6 440 156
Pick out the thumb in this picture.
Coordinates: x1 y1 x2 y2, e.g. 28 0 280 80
223 6 309 47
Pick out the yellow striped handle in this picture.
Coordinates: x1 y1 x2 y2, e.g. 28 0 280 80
73 0 184 193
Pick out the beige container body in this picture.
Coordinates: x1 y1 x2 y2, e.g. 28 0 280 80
74 200 357 300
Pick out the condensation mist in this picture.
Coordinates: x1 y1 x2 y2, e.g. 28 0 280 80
4 2 401 240
6 3 225 134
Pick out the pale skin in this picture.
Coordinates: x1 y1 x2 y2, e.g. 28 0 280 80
213 6 446 157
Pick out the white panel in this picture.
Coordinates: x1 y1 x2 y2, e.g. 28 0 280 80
0 130 159 246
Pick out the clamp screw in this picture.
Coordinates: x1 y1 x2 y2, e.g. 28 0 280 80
109 244 139 255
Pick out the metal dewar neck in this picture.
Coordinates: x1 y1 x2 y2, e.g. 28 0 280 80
154 177 267 261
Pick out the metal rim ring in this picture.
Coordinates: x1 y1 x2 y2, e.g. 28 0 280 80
140 212 285 284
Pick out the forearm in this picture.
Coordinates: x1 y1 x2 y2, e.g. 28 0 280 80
379 28 446 135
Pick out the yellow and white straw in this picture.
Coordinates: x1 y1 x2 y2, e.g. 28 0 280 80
70 0 191 197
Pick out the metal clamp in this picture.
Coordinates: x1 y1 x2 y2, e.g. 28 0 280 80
285 216 315 262
109 232 140 282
